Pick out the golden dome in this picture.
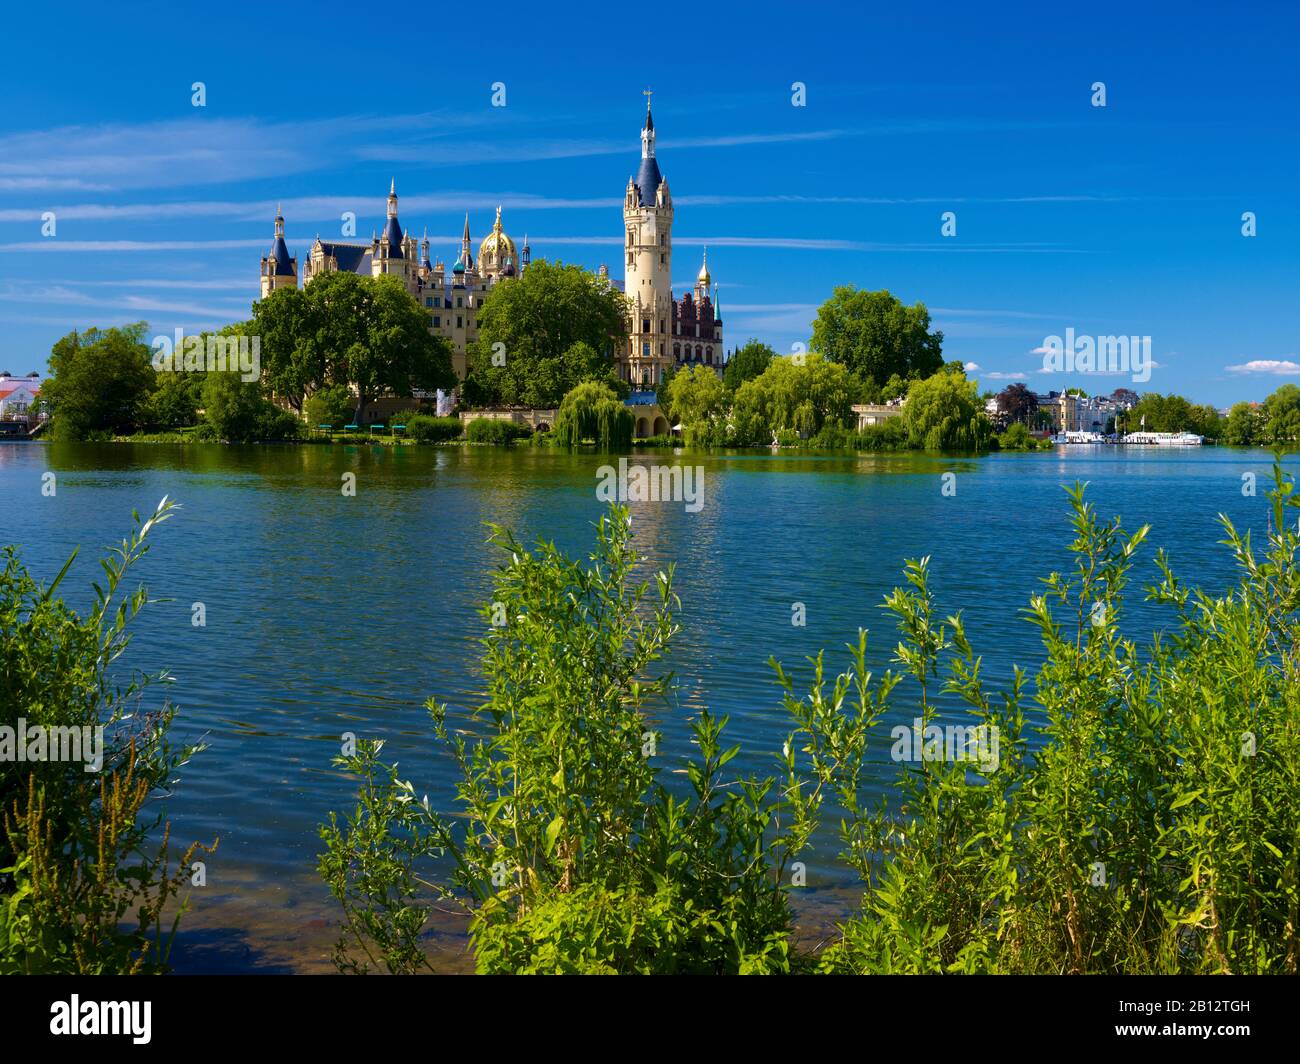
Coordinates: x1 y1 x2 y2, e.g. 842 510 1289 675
697 247 711 287
477 205 517 270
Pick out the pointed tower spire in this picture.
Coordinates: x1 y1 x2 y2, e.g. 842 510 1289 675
641 89 656 158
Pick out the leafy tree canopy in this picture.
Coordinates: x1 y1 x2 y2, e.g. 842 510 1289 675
464 260 627 408
731 353 857 446
251 272 456 417
810 287 944 388
554 380 633 450
900 371 991 450
722 340 775 392
42 323 156 439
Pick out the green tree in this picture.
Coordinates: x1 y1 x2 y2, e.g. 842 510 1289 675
730 354 856 445
202 374 300 442
900 371 991 450
722 340 775 392
304 383 356 428
1263 384 1300 442
664 365 727 445
554 381 633 449
464 261 627 407
257 271 455 421
249 286 325 412
141 366 205 429
1223 401 1263 446
1130 392 1207 434
1188 403 1223 440
42 324 155 439
810 288 944 388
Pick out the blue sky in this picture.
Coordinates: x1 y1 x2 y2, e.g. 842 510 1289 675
1 0 1296 405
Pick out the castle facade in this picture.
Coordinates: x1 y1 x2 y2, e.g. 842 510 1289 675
258 100 723 390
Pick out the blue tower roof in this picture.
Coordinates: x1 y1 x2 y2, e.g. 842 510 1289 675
270 234 294 275
382 216 404 256
635 158 663 207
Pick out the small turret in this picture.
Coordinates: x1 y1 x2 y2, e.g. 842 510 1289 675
260 204 298 298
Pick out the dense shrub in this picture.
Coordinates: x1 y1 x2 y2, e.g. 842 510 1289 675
466 417 530 444
794 457 1300 974
997 421 1035 450
0 500 210 973
852 417 908 451
319 508 804 974
402 414 463 443
471 882 790 974
321 459 1300 975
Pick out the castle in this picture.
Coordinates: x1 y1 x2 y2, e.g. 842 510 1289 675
259 98 723 391
619 96 723 389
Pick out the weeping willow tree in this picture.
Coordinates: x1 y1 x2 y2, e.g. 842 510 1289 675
555 381 633 450
900 369 992 451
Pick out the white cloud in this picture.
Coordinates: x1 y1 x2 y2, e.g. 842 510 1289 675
964 361 980 371
1225 359 1300 375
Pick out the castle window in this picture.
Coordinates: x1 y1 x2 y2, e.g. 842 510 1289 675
673 344 680 358
659 253 665 265
660 319 665 333
659 343 664 355
456 296 463 307
627 252 634 267
457 316 463 328
706 347 713 364
425 298 433 307
434 316 441 326
642 343 650 357
642 319 650 333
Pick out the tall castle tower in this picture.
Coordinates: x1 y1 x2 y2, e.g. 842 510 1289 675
372 179 417 285
259 206 298 298
622 92 674 388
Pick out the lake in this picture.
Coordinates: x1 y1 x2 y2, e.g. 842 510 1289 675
0 441 1289 972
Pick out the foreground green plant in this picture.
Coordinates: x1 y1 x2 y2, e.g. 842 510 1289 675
322 457 1300 974
319 507 808 973
800 455 1300 973
0 499 211 973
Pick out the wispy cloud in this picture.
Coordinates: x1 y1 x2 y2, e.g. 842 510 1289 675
0 112 502 193
1225 358 1300 375
0 283 248 320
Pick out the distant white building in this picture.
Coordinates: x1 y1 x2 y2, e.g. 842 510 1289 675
0 376 41 420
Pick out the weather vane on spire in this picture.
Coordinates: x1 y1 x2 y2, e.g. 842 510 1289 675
643 88 653 110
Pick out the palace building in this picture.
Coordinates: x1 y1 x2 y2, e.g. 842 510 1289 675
260 184 530 379
258 98 722 390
